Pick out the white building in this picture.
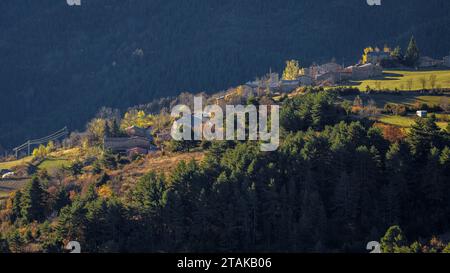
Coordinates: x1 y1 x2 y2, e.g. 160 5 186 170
416 110 428 118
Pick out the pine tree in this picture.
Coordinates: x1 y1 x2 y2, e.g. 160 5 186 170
56 200 87 248
384 143 408 225
20 176 47 223
407 116 442 159
404 36 420 67
54 188 71 214
298 171 327 250
130 172 166 215
104 121 111 138
420 147 446 231
11 190 23 222
110 118 121 137
7 230 23 253
332 170 356 239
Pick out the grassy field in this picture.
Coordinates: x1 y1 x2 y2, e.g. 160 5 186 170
341 93 449 108
0 156 33 170
0 148 78 171
378 115 448 130
352 69 450 91
0 149 78 199
378 115 416 128
0 156 69 171
37 158 70 173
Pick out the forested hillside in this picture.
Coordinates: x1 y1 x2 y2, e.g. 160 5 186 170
1 91 449 253
1 0 450 148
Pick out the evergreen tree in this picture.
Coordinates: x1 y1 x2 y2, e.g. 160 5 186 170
130 172 166 215
110 119 121 137
56 200 88 247
404 36 420 67
20 177 47 223
54 188 71 214
384 143 408 225
11 191 23 222
298 182 327 250
407 116 442 158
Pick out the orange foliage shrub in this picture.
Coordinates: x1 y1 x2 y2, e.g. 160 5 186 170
374 123 405 143
98 185 113 199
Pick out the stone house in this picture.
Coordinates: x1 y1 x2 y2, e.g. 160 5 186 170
367 51 391 64
419 56 443 68
347 63 383 80
104 126 155 156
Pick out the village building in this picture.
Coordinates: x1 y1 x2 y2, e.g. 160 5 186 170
236 85 257 99
346 63 383 80
125 125 152 138
279 80 300 92
419 56 443 68
303 62 343 80
337 68 353 81
366 51 391 64
443 56 450 67
316 62 343 75
416 110 428 118
104 126 155 157
297 75 314 86
316 71 337 83
245 72 280 90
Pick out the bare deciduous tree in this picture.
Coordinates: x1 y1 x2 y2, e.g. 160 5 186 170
419 77 427 90
429 74 437 90
406 78 413 91
375 81 382 90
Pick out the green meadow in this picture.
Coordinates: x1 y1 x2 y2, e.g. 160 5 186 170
352 69 450 91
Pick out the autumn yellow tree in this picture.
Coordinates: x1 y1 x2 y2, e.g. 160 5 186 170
282 60 301 80
87 118 107 144
362 47 374 64
46 141 55 154
121 110 154 129
98 185 113 199
32 144 48 159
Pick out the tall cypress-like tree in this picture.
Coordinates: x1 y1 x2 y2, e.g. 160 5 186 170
11 191 23 222
20 177 47 223
404 36 420 67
